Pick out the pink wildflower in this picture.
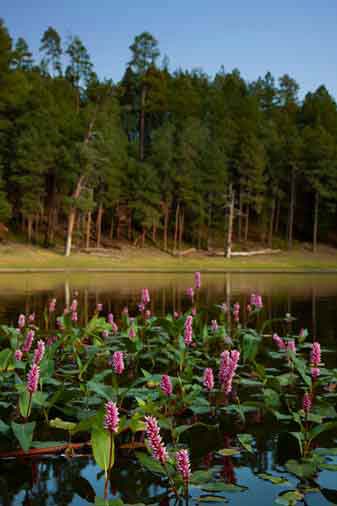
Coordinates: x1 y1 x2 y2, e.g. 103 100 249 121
113 351 125 375
203 368 214 391
141 288 150 305
107 313 114 325
28 313 35 323
33 340 45 365
311 367 320 380
247 304 252 313
102 330 109 339
174 311 180 319
160 374 173 396
22 329 35 353
195 271 201 289
46 335 58 346
49 298 56 313
302 392 312 414
145 309 151 319
191 307 197 316
70 299 78 312
311 342 321 366
15 349 23 361
184 316 193 346
71 311 78 322
287 340 296 354
104 401 120 433
122 306 129 315
27 363 40 394
144 416 168 465
176 449 191 485
111 322 118 333
273 333 286 350
186 287 194 299
219 350 240 394
128 326 136 339
96 303 103 312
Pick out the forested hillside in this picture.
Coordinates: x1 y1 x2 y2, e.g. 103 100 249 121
1 19 337 256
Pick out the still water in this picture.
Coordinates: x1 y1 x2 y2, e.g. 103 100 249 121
0 272 337 506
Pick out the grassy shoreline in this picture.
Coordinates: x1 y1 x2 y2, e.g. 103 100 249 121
1 243 337 272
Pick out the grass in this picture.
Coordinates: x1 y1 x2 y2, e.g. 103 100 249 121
1 242 337 272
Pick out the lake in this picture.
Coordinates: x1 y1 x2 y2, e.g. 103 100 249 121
0 272 337 506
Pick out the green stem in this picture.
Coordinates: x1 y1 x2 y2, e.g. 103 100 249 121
104 432 114 499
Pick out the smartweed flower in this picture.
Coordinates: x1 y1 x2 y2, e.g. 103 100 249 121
144 416 168 465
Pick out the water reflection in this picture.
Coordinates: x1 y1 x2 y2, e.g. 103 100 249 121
1 273 337 505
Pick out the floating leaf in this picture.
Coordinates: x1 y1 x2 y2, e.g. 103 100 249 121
258 473 290 485
200 483 247 493
275 490 303 505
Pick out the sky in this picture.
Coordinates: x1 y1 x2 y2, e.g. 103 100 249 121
2 0 337 98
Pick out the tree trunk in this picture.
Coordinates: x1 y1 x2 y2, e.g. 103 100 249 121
288 168 296 250
173 201 180 253
139 85 147 161
238 187 243 241
225 185 235 258
207 201 212 251
109 214 114 240
96 203 103 248
178 209 184 251
27 216 33 243
244 204 250 242
163 202 169 251
313 191 319 253
86 210 91 249
65 175 85 257
275 198 280 234
268 198 276 248
141 227 146 247
152 222 157 242
128 214 132 241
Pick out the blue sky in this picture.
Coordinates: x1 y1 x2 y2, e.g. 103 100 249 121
2 0 336 97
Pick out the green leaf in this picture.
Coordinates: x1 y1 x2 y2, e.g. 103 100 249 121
285 459 317 479
320 463 337 471
11 421 36 453
0 419 10 435
49 418 77 432
257 473 290 485
91 429 114 472
309 421 337 441
190 470 213 484
18 390 30 418
200 483 247 492
275 490 303 505
0 348 12 371
217 448 240 456
288 432 303 456
135 451 166 475
95 498 124 506
238 433 254 453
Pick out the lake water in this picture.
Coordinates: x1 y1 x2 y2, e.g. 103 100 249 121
0 272 337 506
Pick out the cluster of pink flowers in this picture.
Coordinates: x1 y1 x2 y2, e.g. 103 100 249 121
311 342 321 366
71 311 78 322
49 298 57 313
273 333 286 350
287 340 296 354
141 288 150 306
129 326 136 339
184 316 193 346
70 299 78 312
96 303 103 312
27 363 40 394
219 349 240 394
203 368 214 391
302 392 312 414
195 271 201 289
104 401 120 433
46 335 58 346
33 340 45 365
250 293 263 309
174 311 180 319
22 329 35 353
145 416 168 465
28 313 35 323
176 449 191 485
186 287 194 299
233 303 240 322
113 351 125 375
160 374 173 396
15 349 23 361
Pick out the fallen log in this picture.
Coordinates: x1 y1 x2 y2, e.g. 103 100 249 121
209 248 281 257
0 442 90 459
